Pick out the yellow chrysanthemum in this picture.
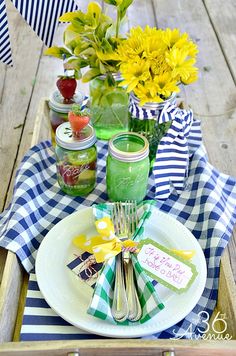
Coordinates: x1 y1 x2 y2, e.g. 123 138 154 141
162 28 183 48
153 72 180 98
134 82 164 106
116 26 198 104
119 58 151 92
181 68 198 84
165 48 197 81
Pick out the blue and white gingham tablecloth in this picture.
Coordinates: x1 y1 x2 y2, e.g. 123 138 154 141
1 122 236 340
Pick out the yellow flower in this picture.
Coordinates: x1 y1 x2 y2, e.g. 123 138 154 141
134 82 164 106
116 33 145 61
162 28 183 48
153 72 180 98
181 68 198 84
165 48 197 81
115 26 198 103
119 58 151 92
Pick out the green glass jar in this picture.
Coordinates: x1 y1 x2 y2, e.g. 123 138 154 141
55 122 97 196
89 74 129 140
106 132 150 202
49 90 84 146
129 92 176 167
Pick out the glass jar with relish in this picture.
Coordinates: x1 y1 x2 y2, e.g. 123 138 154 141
55 122 97 196
49 90 84 146
106 132 150 202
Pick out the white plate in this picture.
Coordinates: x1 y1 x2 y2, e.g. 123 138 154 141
35 206 207 338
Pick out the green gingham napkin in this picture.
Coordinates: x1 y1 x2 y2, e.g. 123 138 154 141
87 201 164 324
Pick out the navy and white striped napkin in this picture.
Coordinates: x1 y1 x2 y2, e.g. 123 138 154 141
1 121 236 340
0 0 13 65
129 95 194 200
0 0 78 66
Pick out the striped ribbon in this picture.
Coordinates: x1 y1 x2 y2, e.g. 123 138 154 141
129 95 193 200
0 0 78 66
0 0 13 65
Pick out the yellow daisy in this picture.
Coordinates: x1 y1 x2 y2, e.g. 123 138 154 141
134 82 164 106
119 58 151 92
153 72 180 98
165 47 197 81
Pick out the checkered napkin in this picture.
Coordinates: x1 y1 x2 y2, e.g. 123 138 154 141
86 203 164 324
0 120 236 338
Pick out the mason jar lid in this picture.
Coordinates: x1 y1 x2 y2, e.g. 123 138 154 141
49 90 84 113
109 132 149 162
56 122 96 150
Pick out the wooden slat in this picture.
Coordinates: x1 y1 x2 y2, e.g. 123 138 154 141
127 0 156 28
1 1 236 352
1 339 236 355
0 0 43 212
152 0 236 282
0 252 23 343
204 0 236 83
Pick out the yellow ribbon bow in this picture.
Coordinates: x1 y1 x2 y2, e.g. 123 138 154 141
73 217 138 263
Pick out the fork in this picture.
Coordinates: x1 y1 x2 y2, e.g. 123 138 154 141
124 201 142 321
111 202 129 322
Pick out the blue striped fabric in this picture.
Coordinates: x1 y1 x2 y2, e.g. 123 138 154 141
129 96 194 200
11 0 78 47
0 0 13 65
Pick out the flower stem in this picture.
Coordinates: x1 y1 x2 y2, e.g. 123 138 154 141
116 9 120 38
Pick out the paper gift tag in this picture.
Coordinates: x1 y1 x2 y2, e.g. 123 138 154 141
67 251 103 288
137 238 198 294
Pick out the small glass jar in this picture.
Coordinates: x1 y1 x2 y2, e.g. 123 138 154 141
106 132 150 202
55 122 97 196
49 90 84 146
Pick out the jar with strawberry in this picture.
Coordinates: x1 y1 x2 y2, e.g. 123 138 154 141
55 107 97 196
49 76 84 146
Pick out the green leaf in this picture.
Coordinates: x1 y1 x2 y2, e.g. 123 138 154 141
74 69 82 80
87 2 102 19
118 0 133 20
104 0 122 5
82 68 101 82
65 58 88 70
59 11 81 22
44 46 71 59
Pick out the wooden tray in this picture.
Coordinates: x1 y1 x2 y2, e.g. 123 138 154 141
0 99 236 355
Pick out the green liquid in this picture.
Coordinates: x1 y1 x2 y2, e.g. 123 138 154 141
106 155 149 202
114 138 144 152
89 78 129 140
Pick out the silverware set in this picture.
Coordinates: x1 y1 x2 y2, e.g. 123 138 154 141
111 201 142 322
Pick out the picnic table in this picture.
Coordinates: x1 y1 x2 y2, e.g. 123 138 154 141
0 0 236 354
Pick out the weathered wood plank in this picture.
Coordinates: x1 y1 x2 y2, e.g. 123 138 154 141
0 0 43 212
1 339 236 355
204 0 236 83
152 0 236 281
128 0 156 28
0 252 23 343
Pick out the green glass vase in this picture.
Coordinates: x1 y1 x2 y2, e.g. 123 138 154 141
129 92 176 167
89 74 129 140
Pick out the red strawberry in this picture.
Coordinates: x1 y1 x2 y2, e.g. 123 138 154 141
56 76 77 102
68 105 90 136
